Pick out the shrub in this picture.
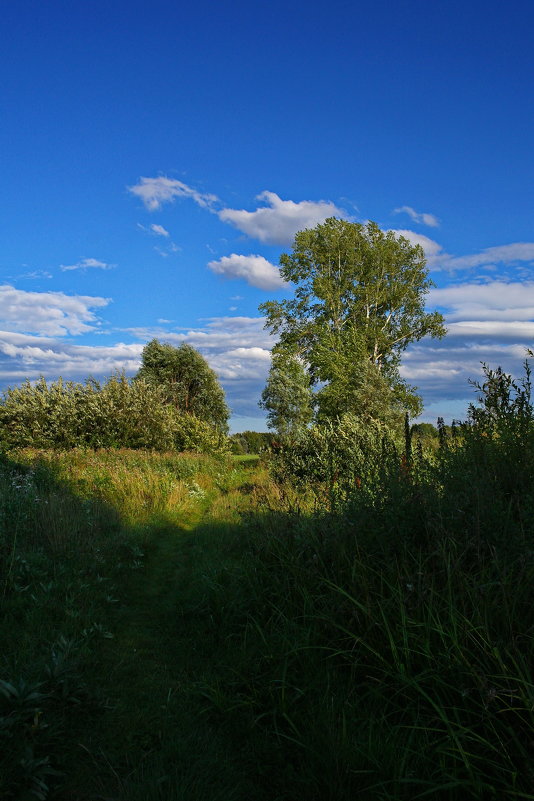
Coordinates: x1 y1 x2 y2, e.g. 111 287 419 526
0 374 229 454
270 413 402 505
174 414 229 454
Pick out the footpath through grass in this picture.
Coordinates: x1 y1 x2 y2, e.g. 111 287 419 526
0 449 271 800
2 446 534 799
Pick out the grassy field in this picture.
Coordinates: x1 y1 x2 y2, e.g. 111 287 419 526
1 444 534 799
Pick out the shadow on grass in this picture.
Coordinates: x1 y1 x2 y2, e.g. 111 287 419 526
3 450 534 800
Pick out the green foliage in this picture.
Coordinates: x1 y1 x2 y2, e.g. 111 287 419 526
433 360 534 543
260 218 445 424
174 413 230 454
271 413 402 506
229 430 273 454
0 374 230 454
314 353 418 425
259 352 313 436
3 361 534 799
136 339 229 431
411 421 438 439
0 374 178 451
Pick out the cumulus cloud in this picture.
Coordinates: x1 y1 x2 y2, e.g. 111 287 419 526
60 258 114 272
218 191 347 245
207 253 286 290
128 176 218 211
393 206 440 228
0 285 110 337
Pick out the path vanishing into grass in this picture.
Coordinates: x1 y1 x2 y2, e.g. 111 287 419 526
62 458 272 801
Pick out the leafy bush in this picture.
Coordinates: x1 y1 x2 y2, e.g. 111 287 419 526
270 413 402 505
174 413 229 454
229 431 273 455
0 374 229 454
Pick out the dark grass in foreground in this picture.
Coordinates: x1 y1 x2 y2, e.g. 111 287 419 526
1 407 534 799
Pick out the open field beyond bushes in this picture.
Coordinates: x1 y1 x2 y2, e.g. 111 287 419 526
1 436 534 800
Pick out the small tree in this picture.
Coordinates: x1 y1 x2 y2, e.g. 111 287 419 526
136 340 229 431
259 352 313 437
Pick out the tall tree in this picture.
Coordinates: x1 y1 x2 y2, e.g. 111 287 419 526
136 340 229 431
260 218 446 422
259 352 313 437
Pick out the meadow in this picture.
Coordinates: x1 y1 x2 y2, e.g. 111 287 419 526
1 378 534 800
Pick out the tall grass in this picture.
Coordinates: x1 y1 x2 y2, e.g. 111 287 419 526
1 364 534 799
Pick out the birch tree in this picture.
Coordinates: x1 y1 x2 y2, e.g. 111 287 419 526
259 218 445 422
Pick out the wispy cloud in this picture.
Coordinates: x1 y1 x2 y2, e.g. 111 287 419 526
128 176 218 211
0 315 275 418
443 243 534 272
393 205 439 228
17 270 53 280
0 334 143 383
397 278 534 418
150 224 169 237
0 285 110 336
60 258 114 272
218 191 347 245
138 222 171 238
389 232 534 275
429 281 534 322
207 253 287 290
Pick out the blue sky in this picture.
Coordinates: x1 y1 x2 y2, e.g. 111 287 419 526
2 0 534 431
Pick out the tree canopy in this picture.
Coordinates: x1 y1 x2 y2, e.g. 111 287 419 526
260 218 446 423
259 352 313 437
135 340 229 431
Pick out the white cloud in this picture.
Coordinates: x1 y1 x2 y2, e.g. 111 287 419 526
396 277 534 416
207 253 286 290
125 316 274 353
0 285 110 337
218 191 347 245
150 224 170 237
0 332 143 383
128 176 218 211
429 281 534 322
446 320 534 341
17 270 53 280
443 243 534 272
390 229 445 266
389 233 534 274
60 258 114 272
209 347 272 380
393 206 440 228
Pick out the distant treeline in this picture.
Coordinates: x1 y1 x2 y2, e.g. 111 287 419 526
229 430 275 454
